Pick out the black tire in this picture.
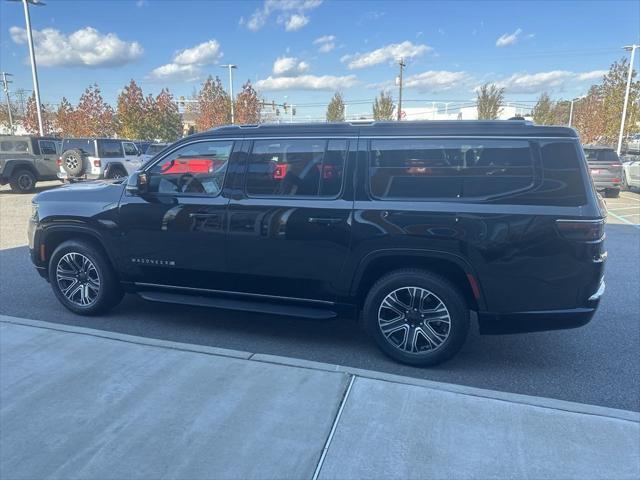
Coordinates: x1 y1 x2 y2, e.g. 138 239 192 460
61 149 86 177
9 169 36 193
105 166 127 179
604 188 620 198
48 240 124 316
363 269 470 366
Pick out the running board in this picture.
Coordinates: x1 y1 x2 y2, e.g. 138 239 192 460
137 290 337 320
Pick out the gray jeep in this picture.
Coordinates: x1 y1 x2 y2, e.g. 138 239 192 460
0 135 61 193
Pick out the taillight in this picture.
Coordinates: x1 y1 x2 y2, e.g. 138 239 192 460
56 157 62 166
556 219 604 241
93 160 101 168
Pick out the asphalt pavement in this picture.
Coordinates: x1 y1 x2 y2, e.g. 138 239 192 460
1 184 639 411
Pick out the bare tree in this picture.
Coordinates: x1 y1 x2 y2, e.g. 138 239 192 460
476 83 504 120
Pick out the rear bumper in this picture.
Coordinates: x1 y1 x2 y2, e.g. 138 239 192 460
594 181 620 190
478 280 604 334
57 171 100 181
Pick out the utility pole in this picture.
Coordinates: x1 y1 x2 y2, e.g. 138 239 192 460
1 72 14 133
220 64 237 124
617 44 639 155
396 57 405 121
9 0 46 135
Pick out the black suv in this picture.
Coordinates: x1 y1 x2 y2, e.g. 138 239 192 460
29 121 606 365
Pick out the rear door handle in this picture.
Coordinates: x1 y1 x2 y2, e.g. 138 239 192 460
189 213 220 219
308 217 341 225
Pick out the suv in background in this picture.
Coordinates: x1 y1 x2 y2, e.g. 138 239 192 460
141 142 170 164
0 135 61 193
29 121 606 366
584 145 623 198
58 138 141 182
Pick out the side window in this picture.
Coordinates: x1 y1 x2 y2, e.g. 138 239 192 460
245 138 347 197
369 139 534 200
147 140 233 196
13 141 29 153
0 141 13 152
98 140 123 158
123 142 138 156
39 140 57 155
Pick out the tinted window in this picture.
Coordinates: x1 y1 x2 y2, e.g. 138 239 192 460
62 139 96 156
39 140 57 155
370 139 534 200
246 139 347 197
148 140 232 196
146 144 167 155
584 148 619 163
98 140 123 158
0 141 13 152
123 142 138 155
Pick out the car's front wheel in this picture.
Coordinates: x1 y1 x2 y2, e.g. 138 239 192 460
49 240 124 315
363 269 470 366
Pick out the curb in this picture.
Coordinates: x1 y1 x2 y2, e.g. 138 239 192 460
2 314 638 423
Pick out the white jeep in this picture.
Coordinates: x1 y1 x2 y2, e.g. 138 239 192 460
58 138 142 181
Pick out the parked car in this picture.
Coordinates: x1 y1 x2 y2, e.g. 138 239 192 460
141 142 170 164
0 135 61 193
583 146 623 198
621 154 640 190
29 121 606 366
625 133 640 153
57 138 142 182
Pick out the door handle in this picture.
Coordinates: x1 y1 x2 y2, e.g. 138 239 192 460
308 217 341 225
189 213 220 219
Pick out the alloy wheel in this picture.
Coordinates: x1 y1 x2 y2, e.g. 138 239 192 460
377 286 451 354
17 173 34 191
65 155 79 169
56 252 101 306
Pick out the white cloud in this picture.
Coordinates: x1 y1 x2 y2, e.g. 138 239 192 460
314 34 335 53
371 70 469 92
150 39 223 82
150 63 201 82
284 13 309 31
496 28 522 47
273 56 309 76
341 41 431 70
244 0 322 31
9 26 142 68
493 70 606 93
255 74 358 91
173 40 222 65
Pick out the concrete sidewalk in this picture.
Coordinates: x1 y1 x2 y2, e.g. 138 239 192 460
1 315 638 480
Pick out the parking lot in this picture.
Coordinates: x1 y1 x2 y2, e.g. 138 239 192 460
1 183 639 411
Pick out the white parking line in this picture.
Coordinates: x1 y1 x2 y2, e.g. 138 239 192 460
608 210 640 229
620 193 640 202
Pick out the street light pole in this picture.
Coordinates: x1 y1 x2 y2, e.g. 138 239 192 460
617 44 639 155
10 0 46 135
396 57 405 121
220 64 237 124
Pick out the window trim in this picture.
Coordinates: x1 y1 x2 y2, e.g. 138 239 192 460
366 137 539 202
143 138 237 198
243 138 349 200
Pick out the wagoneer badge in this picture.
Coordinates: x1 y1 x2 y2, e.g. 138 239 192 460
131 258 176 266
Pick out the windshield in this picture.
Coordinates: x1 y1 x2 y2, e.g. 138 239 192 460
584 148 619 163
62 139 96 156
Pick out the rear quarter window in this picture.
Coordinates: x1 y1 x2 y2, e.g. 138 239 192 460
368 138 535 200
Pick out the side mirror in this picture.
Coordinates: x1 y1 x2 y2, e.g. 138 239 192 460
125 171 149 195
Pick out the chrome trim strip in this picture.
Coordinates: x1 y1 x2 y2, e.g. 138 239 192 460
588 280 606 301
133 282 335 305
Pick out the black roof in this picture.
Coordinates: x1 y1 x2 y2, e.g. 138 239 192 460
191 120 578 139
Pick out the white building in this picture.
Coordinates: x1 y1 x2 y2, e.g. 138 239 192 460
402 104 532 121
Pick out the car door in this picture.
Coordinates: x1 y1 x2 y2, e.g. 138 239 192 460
226 136 355 302
122 141 142 174
36 139 59 177
117 138 238 289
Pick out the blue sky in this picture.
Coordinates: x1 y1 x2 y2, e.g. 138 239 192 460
1 0 639 120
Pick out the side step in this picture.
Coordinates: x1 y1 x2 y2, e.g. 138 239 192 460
137 290 338 320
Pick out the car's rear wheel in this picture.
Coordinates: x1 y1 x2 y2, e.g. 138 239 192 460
604 188 620 198
363 269 470 366
9 169 36 193
48 240 123 315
